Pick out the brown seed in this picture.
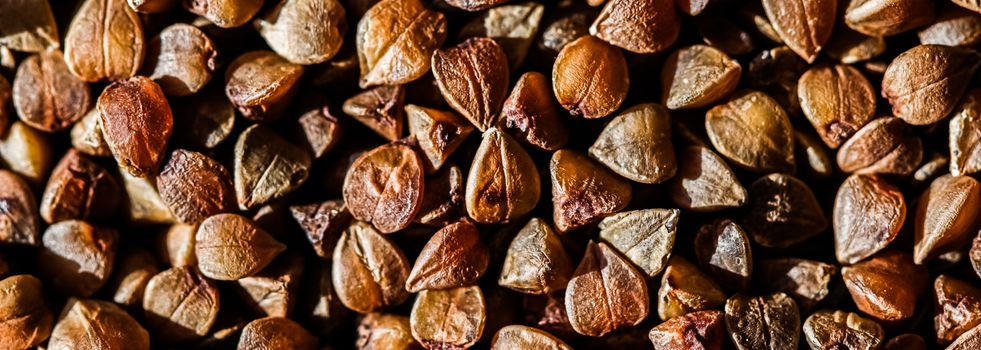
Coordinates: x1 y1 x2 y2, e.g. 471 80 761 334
834 174 906 264
845 0 936 37
762 0 835 62
143 266 220 342
159 223 197 268
747 46 808 117
343 85 405 142
357 313 418 350
795 131 834 178
48 298 149 350
500 71 569 151
98 76 174 177
914 175 981 264
38 220 117 297
407 104 474 172
256 0 345 65
432 37 509 132
724 293 801 350
63 0 143 81
106 249 158 306
157 149 235 224
842 250 928 322
934 275 981 343
70 108 112 157
356 0 447 87
552 35 629 119
590 0 679 54
523 294 575 340
0 275 53 350
798 64 876 148
973 236 981 280
705 90 795 173
406 220 489 292
410 285 485 349
0 121 54 185
667 145 748 212
803 310 884 350
289 200 351 259
919 4 981 47
184 0 263 28
235 255 304 317
658 256 726 321
332 221 411 313
599 209 678 277
912 153 950 187
0 170 40 246
949 324 981 349
565 241 649 337
740 3 784 44
415 164 465 226
550 149 632 232
195 213 285 280
883 334 927 350
120 169 176 225
12 50 91 132
837 117 923 175
491 325 572 350
234 125 312 210
589 103 676 184
40 149 121 224
498 218 574 295
694 219 753 290
661 45 741 110
457 3 545 70
755 258 836 312
882 44 981 125
648 310 724 350
955 0 981 12
950 89 981 176
743 173 828 248
343 143 424 233
224 50 304 122
0 0 58 52
142 23 217 96
825 26 887 64
237 317 317 350
297 106 341 159
465 128 540 224
537 11 591 55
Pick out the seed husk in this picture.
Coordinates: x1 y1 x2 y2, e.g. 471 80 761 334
12 49 91 132
407 104 474 173
590 0 680 54
500 71 569 151
143 23 218 96
143 266 220 342
934 275 981 343
0 274 53 350
648 310 725 350
234 125 312 211
837 117 923 175
256 0 345 65
762 0 836 62
694 219 753 290
797 64 877 148
742 173 828 248
38 220 118 297
0 170 40 246
657 256 726 321
410 285 486 349
332 221 410 313
724 293 801 350
343 85 405 142
803 310 884 350
224 50 304 122
667 145 748 212
845 0 936 37
491 325 572 350
64 0 144 82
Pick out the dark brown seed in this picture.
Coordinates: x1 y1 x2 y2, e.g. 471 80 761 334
882 44 981 125
356 0 447 87
343 85 405 142
184 0 263 28
537 11 591 55
599 209 678 277
498 218 573 295
661 45 741 110
406 220 489 292
883 334 927 350
457 3 545 71
297 106 341 159
0 0 58 52
523 294 575 340
842 250 928 322
289 200 351 259
919 4 981 47
550 149 632 232
343 143 424 233
256 0 345 65
724 293 800 350
756 258 836 312
803 310 884 350
332 221 411 313
565 241 649 337
39 149 120 224
589 103 676 184
648 310 725 350
170 88 236 150
432 37 509 132
833 174 906 264
305 264 348 335
106 249 158 306
415 164 465 226
500 71 569 151
746 46 808 117
667 145 748 212
695 15 755 56
694 219 752 290
824 26 887 64
195 213 286 280
465 128 540 224
64 0 144 82
0 121 54 185
798 64 876 148
837 117 923 175
410 286 485 349
38 220 118 297
234 125 311 211
143 266 220 342
406 104 474 172
98 76 174 177
762 0 835 62
234 254 304 317
658 256 726 321
158 149 235 224
705 90 795 173
934 275 981 343
48 298 149 350
12 50 90 132
552 35 629 119
951 89 981 176
224 51 304 122
237 317 317 350
143 23 218 96
0 75 8 131
743 173 828 248
590 0 680 54
357 313 418 350
0 275 53 350
914 175 981 264
0 170 40 246
845 0 936 37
